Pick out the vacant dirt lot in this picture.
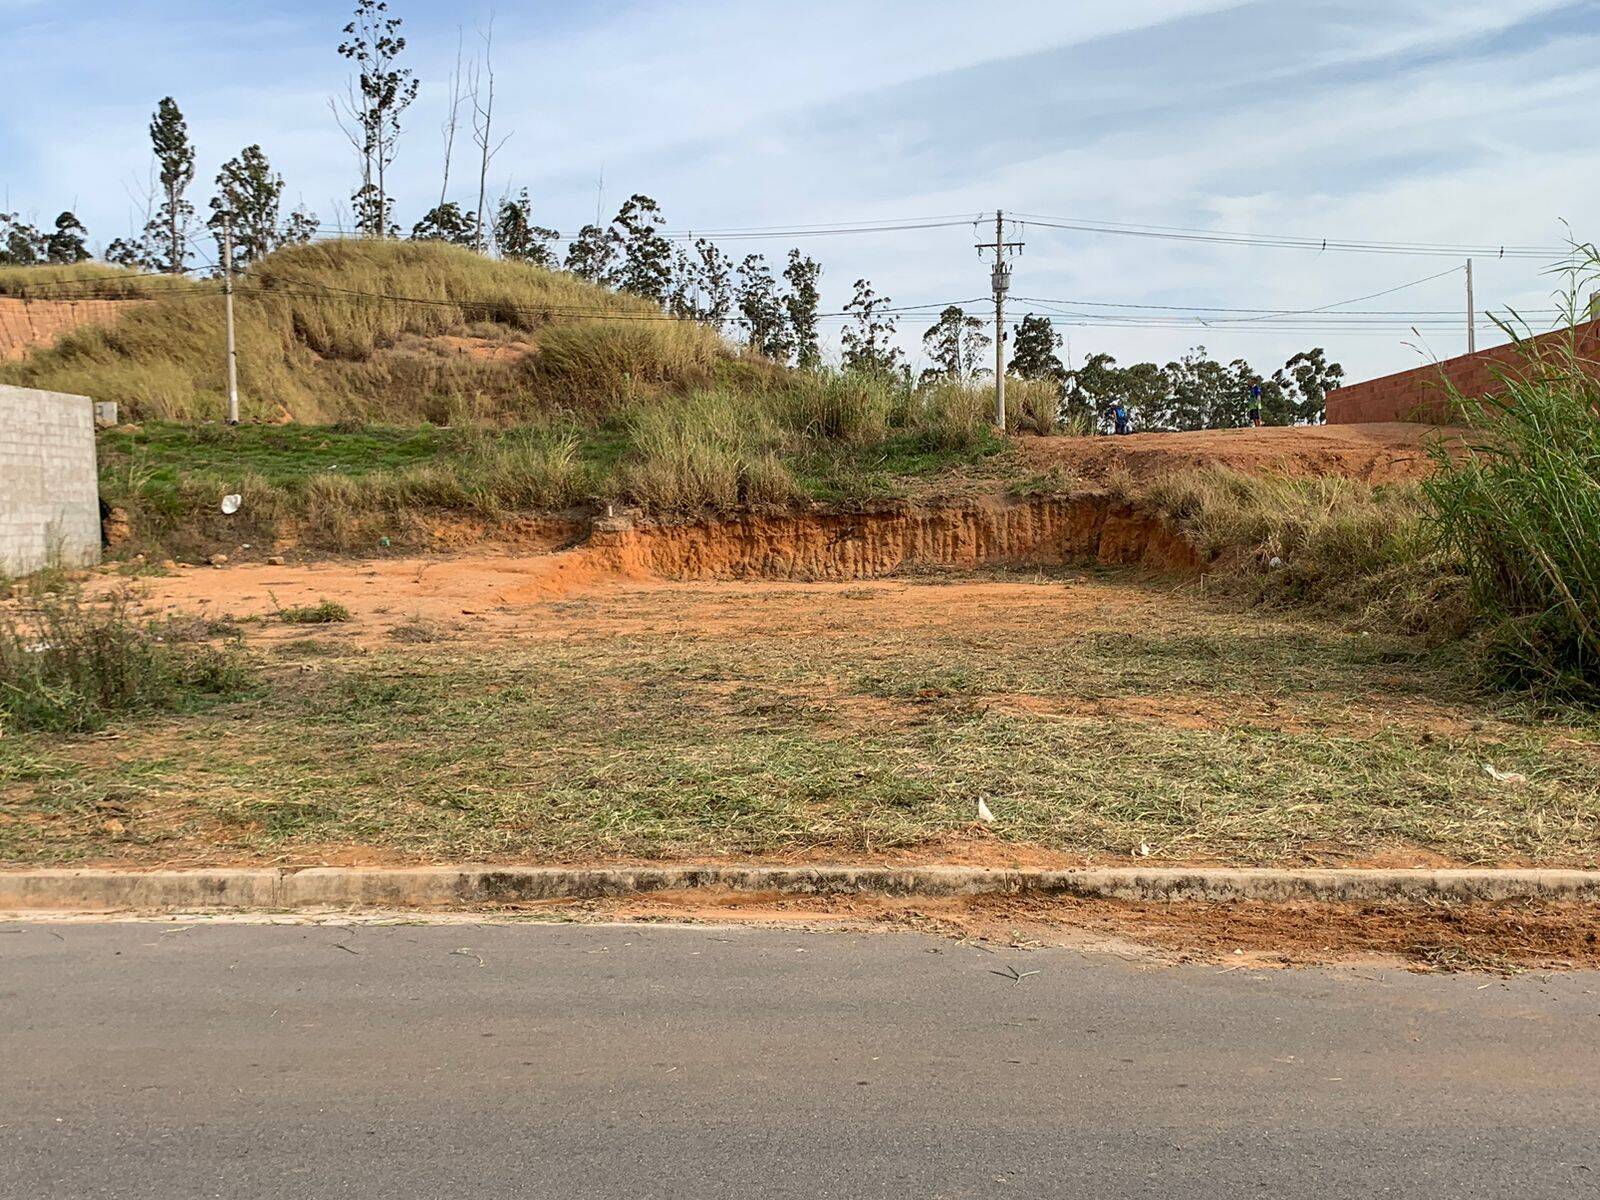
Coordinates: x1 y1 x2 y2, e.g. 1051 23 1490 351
5 560 1596 871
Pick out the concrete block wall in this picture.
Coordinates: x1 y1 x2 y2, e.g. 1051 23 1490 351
0 384 101 574
1327 318 1600 424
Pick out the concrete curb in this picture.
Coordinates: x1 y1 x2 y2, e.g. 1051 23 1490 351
3 865 1599 912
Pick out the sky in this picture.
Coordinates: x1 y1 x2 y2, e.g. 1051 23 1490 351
3 0 1598 381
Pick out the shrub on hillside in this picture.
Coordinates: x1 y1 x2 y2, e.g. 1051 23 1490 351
619 390 799 510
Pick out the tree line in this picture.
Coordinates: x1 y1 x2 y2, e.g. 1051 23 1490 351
0 0 1343 425
1008 314 1344 428
909 306 1342 426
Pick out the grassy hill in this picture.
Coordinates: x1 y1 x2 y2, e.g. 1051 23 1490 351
0 239 1021 554
2 240 742 424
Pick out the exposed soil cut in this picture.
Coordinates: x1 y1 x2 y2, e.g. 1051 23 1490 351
1015 421 1464 484
109 493 1202 623
589 494 1201 580
0 296 140 362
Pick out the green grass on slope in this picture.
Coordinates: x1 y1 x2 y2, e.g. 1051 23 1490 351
96 415 1009 560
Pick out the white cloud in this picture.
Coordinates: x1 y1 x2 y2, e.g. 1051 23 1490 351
3 0 1597 379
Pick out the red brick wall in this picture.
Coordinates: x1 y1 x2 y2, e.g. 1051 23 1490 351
1327 319 1600 424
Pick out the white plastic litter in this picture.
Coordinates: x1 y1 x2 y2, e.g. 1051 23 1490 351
1268 556 1285 570
220 494 242 515
1136 842 1152 857
976 799 995 824
1483 764 1529 785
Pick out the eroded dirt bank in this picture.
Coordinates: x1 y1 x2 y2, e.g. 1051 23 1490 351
0 296 142 362
103 493 1205 625
586 493 1201 582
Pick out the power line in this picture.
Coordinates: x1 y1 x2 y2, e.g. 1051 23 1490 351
1013 296 1552 316
1011 265 1497 326
306 216 985 243
659 218 980 242
1012 212 1567 259
7 272 1533 335
1229 264 1467 323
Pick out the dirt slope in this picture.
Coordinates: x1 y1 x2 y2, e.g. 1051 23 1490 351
0 297 139 362
1016 422 1463 483
114 494 1201 622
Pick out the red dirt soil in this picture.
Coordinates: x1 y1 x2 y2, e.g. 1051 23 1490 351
445 891 1600 973
1016 422 1464 484
0 297 139 362
110 494 1204 622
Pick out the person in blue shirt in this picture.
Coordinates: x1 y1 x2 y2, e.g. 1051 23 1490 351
1110 403 1130 435
1248 381 1264 427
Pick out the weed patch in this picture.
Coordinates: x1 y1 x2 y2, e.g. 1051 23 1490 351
0 588 248 734
277 599 351 625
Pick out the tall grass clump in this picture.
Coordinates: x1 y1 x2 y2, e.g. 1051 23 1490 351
1426 299 1600 697
389 425 598 513
0 587 248 733
768 371 897 442
1140 468 1467 632
535 318 723 407
619 389 798 510
1007 378 1065 435
907 381 993 451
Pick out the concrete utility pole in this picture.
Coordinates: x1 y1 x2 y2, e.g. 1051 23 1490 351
1466 258 1476 355
223 216 240 425
977 210 1023 431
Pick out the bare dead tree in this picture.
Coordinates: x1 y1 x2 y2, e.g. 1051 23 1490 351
439 27 465 209
330 78 375 231
469 14 512 253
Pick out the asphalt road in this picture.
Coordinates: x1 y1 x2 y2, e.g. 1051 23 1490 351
4 921 1598 1199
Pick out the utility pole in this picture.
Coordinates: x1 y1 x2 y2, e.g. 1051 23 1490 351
1466 258 1476 355
977 210 1023 431
223 216 240 425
